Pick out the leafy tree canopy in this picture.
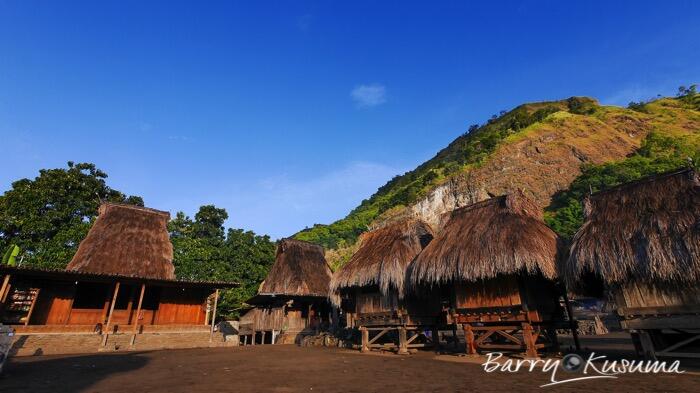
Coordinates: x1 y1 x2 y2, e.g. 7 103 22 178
0 162 143 268
169 207 276 319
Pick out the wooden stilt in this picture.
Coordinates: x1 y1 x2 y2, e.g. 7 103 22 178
130 284 146 346
398 327 408 355
562 291 580 351
251 332 256 346
209 289 219 342
464 324 477 355
432 327 440 352
360 327 369 353
522 323 538 358
243 334 247 346
637 330 657 361
102 282 120 346
452 324 459 350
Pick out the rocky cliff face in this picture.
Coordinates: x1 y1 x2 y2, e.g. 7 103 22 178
409 103 695 232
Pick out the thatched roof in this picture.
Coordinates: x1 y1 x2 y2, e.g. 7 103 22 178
565 168 700 287
66 203 175 280
258 238 332 297
330 219 434 299
409 192 559 287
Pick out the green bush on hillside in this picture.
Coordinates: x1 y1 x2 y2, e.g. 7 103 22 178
544 133 699 240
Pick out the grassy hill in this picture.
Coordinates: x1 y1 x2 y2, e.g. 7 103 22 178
294 88 700 268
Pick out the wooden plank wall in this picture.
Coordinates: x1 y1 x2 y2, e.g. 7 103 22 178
454 276 521 309
618 282 700 309
356 290 398 314
252 307 286 331
155 287 207 325
30 283 75 325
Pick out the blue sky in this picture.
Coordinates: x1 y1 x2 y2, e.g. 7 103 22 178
1 1 699 239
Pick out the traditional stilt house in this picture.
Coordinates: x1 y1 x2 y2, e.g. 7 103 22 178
242 239 332 345
565 168 700 359
0 203 237 355
409 192 571 357
330 219 438 354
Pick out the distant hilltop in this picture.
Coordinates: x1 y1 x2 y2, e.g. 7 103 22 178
294 89 700 269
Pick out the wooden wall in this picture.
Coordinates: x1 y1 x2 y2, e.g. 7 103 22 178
2 278 212 327
452 274 562 322
616 282 700 310
454 276 522 309
355 286 399 314
30 282 75 325
155 287 207 325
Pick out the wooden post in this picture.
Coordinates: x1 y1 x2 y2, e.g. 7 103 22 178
637 330 657 361
204 294 212 326
432 326 440 352
360 327 369 353
124 285 136 324
464 324 477 355
398 327 408 355
130 284 146 346
100 285 112 323
23 288 41 326
261 331 267 345
562 291 581 351
251 332 256 346
452 323 459 350
102 282 120 346
0 275 10 303
522 322 538 358
209 289 219 342
243 334 247 346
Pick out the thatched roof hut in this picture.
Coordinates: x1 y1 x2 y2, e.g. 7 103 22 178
66 203 175 280
330 219 434 299
565 168 700 288
258 238 332 297
409 192 559 287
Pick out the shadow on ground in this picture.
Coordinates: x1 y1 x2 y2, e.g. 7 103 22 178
0 351 150 392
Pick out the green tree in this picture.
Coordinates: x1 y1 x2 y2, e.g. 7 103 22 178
0 162 143 268
169 206 276 319
545 133 699 240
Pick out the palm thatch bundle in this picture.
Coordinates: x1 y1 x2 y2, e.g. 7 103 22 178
330 219 434 301
66 203 175 280
565 168 700 288
409 192 559 287
259 238 332 297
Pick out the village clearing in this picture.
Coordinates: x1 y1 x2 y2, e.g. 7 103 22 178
1 335 699 393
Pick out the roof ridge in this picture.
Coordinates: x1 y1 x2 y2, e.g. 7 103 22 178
590 167 697 199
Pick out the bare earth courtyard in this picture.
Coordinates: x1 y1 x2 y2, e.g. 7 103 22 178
1 344 699 393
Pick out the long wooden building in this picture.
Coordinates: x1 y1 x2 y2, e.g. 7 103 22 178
242 238 333 345
565 168 700 359
330 218 438 354
409 192 573 357
0 203 237 354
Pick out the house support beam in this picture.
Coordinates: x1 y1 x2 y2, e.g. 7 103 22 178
130 283 146 346
102 282 120 346
209 289 219 342
398 327 408 355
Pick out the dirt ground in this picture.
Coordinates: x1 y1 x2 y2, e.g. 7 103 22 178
2 337 700 393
